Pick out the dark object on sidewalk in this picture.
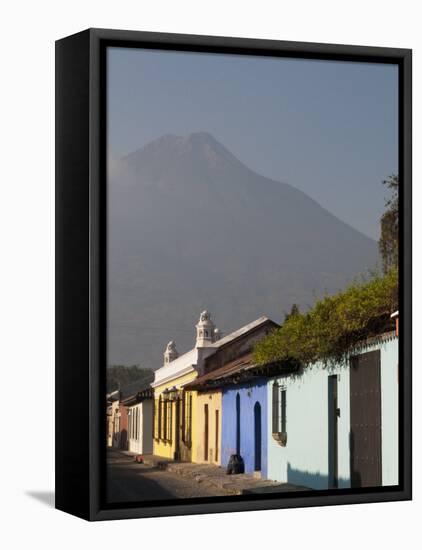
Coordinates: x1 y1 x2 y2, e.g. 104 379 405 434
135 455 144 464
226 454 245 474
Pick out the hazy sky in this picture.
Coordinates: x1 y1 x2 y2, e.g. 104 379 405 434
108 47 398 240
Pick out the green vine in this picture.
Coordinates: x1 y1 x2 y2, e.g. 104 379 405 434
254 268 398 367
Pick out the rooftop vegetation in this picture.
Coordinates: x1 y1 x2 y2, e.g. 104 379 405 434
254 268 398 367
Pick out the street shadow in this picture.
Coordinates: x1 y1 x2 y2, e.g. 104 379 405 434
287 463 349 490
26 490 55 508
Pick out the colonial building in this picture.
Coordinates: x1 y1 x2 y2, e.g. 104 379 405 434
267 329 399 489
122 384 154 455
151 311 223 461
152 311 278 463
184 316 280 471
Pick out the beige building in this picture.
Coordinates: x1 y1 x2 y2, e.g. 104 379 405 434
193 390 222 465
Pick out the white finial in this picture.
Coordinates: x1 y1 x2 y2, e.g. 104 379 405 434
214 328 223 341
164 340 179 364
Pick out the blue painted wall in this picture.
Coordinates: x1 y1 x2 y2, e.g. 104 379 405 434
221 380 268 478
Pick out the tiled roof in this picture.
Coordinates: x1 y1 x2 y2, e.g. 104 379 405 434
184 352 263 390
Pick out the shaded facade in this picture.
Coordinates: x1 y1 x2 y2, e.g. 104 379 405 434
106 376 154 451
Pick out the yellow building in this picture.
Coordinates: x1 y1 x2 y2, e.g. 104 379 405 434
152 311 222 461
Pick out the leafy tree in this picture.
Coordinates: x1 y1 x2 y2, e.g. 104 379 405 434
107 365 153 394
379 174 399 274
284 303 300 322
254 269 398 367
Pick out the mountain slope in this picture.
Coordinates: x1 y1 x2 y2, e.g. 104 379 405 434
108 132 379 367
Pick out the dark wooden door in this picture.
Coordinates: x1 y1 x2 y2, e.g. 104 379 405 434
350 350 382 487
204 404 209 461
328 375 339 488
215 409 219 462
254 402 262 471
174 398 181 461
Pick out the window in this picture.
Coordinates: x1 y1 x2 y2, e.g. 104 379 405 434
166 401 172 442
272 381 287 446
163 397 167 440
280 389 286 433
158 396 163 439
153 399 160 439
162 400 172 442
184 392 192 446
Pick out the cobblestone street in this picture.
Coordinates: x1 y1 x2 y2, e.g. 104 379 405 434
107 449 228 502
106 449 308 503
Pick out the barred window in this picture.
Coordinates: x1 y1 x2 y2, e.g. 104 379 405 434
272 381 287 434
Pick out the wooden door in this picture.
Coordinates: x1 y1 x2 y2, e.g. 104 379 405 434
328 375 339 488
215 409 219 463
204 404 209 461
350 350 382 487
254 402 262 471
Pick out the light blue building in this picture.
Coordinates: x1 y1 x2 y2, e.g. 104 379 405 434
267 331 399 489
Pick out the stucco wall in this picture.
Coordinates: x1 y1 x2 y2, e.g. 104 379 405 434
380 337 399 486
267 335 398 489
222 380 268 478
193 391 222 465
267 364 351 489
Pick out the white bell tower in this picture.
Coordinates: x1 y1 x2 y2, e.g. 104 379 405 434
195 310 216 347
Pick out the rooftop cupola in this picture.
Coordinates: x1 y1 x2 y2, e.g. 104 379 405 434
195 310 216 347
164 340 179 364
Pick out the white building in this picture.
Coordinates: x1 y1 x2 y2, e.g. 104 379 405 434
122 387 154 455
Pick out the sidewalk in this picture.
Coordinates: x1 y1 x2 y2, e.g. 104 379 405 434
151 459 309 495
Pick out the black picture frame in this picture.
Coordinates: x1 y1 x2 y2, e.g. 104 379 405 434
55 28 412 521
